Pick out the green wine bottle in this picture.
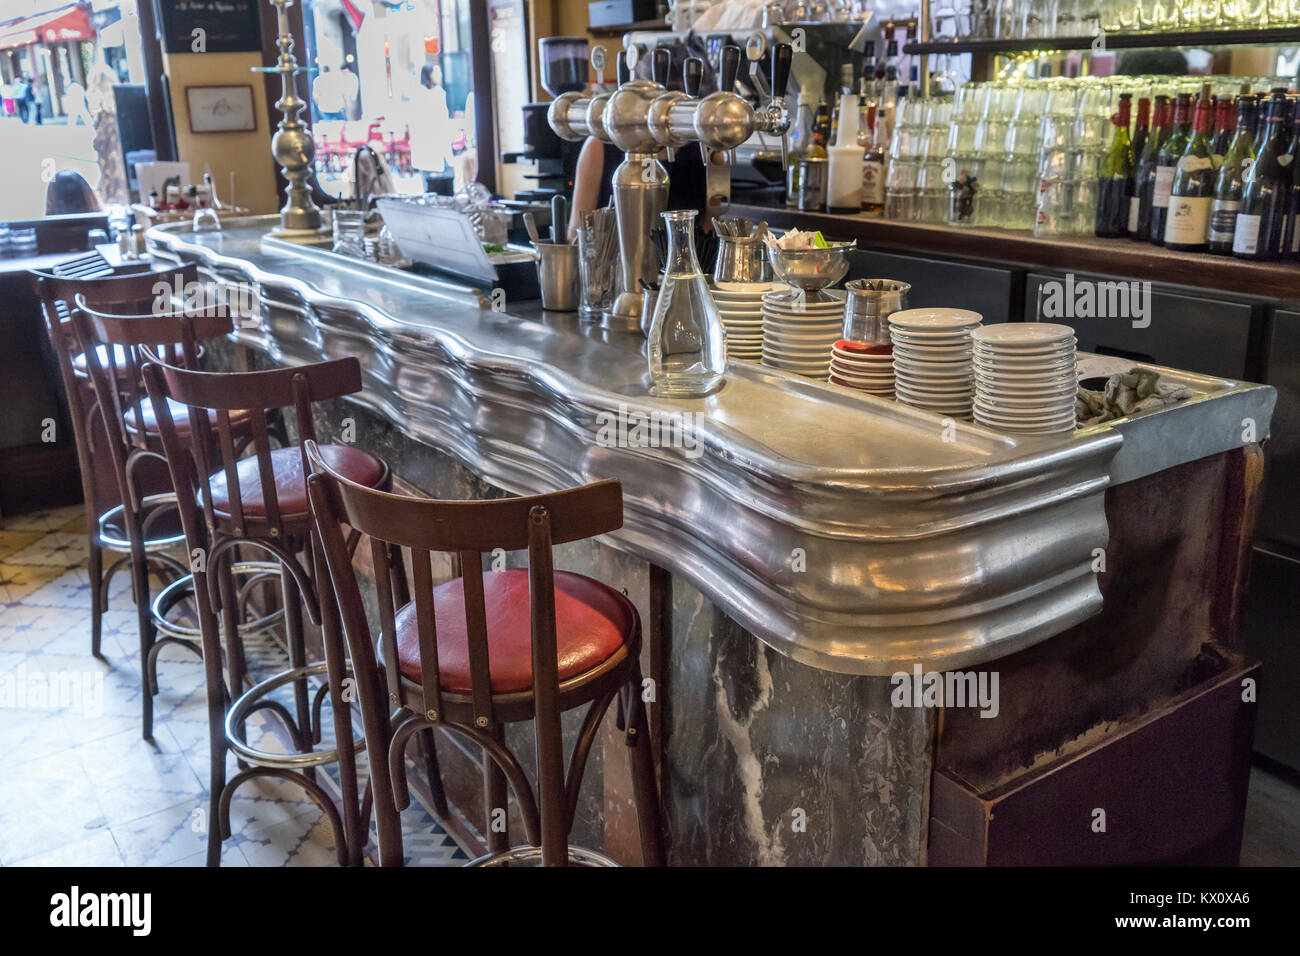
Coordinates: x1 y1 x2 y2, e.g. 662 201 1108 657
1149 92 1193 246
1165 96 1218 252
1208 97 1258 255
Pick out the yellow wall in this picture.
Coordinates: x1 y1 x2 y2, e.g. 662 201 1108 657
162 51 280 215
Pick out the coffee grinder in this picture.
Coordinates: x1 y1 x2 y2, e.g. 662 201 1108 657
507 37 592 203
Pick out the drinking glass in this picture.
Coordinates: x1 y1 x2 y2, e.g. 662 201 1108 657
332 209 368 258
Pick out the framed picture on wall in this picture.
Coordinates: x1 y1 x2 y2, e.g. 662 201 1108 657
185 85 258 134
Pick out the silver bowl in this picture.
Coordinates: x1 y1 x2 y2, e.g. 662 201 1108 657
766 241 856 293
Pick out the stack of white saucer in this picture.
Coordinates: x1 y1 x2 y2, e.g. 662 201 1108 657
888 308 983 419
972 323 1079 436
712 281 771 363
761 290 844 379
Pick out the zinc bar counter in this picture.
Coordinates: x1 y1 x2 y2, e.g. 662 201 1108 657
149 217 1275 866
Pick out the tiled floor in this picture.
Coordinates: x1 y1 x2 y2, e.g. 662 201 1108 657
1 505 1296 867
0 505 468 867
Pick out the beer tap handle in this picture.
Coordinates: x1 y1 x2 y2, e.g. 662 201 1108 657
771 42 792 103
684 56 703 98
719 44 740 94
771 42 793 169
652 47 670 87
616 50 630 86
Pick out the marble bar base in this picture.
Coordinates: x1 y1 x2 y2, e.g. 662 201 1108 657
223 341 934 865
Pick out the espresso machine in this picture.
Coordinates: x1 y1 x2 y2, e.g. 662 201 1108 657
548 40 793 329
507 37 593 203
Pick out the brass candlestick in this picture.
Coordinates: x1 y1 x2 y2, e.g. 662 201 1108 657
268 0 321 232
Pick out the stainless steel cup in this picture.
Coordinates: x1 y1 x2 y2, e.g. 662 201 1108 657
843 278 911 344
535 241 579 312
713 233 772 285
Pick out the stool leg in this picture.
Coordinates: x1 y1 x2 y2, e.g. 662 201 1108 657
484 724 509 854
280 564 314 753
312 537 364 866
216 556 247 740
418 728 450 819
129 542 156 741
626 671 666 867
88 538 103 659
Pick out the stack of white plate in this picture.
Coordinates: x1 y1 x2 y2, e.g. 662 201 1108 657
972 323 1079 436
888 308 983 418
761 290 844 379
711 281 771 363
828 340 894 396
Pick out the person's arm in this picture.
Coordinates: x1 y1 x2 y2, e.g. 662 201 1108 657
567 136 605 242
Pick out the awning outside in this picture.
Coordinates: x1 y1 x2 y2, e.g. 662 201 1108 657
0 3 96 53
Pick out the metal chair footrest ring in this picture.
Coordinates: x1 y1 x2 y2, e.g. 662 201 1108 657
96 494 187 552
224 662 366 770
150 562 286 641
466 846 620 867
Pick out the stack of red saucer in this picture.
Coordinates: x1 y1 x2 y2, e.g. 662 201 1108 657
828 340 894 396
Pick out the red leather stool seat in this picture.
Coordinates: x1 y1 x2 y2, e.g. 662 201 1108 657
393 569 635 694
208 444 386 518
125 397 253 436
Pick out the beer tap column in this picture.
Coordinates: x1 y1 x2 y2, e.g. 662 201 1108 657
603 47 671 328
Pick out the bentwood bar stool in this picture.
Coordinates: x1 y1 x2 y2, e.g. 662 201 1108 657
34 266 196 666
137 346 439 866
306 440 666 866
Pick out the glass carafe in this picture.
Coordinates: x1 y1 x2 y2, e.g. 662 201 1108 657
648 211 726 398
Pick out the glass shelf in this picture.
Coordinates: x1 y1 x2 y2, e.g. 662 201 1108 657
249 65 320 75
906 25 1300 55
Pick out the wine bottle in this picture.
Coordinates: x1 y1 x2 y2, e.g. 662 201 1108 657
1233 90 1291 261
1208 97 1258 255
1096 94 1134 238
1149 93 1193 245
1134 95 1170 241
1164 96 1217 252
1284 96 1300 260
1211 96 1235 163
1131 97 1151 167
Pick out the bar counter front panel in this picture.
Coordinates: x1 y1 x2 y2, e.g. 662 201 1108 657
148 219 1275 865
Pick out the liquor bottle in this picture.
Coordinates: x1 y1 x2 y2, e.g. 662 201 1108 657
883 40 899 83
1252 89 1285 157
810 102 831 158
860 102 886 214
1149 92 1193 245
1233 90 1291 261
1131 97 1151 166
861 41 877 86
1208 97 1258 255
1211 96 1235 163
1096 94 1134 238
831 63 854 144
1164 95 1217 252
1134 95 1170 242
785 101 811 208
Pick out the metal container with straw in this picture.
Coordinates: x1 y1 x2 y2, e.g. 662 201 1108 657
843 278 911 345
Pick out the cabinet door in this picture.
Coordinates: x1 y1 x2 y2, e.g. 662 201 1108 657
1260 309 1300 548
1023 271 1258 381
1245 547 1300 772
849 250 1015 324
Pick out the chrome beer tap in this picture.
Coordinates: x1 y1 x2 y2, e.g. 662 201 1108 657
646 55 705 163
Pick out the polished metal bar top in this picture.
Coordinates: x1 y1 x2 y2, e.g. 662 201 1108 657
149 217 1275 675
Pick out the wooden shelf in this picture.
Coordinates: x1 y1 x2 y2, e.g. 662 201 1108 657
905 25 1300 55
728 202 1300 300
590 18 669 37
